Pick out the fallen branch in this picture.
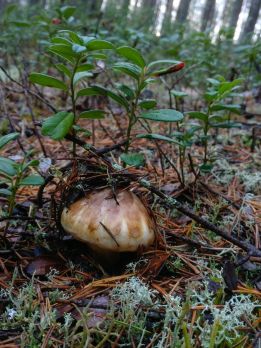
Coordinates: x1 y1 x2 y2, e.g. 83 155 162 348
138 179 261 257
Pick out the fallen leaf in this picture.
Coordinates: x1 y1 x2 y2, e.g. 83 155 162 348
25 255 64 276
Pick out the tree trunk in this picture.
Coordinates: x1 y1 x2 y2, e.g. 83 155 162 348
240 0 261 40
200 0 216 32
221 0 232 29
0 0 7 12
176 0 192 23
121 0 131 20
140 0 159 31
229 0 243 29
161 0 173 34
90 0 103 13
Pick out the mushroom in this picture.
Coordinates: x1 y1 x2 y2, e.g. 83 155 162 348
61 188 155 266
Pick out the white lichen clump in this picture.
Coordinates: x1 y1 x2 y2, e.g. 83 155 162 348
112 276 157 312
212 159 261 194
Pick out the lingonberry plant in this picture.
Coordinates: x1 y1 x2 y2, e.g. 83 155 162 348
74 46 186 166
188 76 243 171
29 29 185 167
0 133 44 216
29 30 114 155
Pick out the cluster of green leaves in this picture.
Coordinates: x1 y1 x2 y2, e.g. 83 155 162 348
29 29 185 165
0 133 44 215
188 76 243 170
29 30 115 144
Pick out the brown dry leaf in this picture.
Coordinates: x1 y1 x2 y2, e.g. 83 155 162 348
25 255 64 276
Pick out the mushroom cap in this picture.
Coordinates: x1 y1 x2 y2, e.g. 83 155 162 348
61 188 155 252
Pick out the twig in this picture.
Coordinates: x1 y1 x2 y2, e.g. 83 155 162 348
140 180 261 257
0 65 57 113
100 222 120 247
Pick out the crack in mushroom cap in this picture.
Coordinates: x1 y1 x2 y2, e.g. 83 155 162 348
61 188 155 252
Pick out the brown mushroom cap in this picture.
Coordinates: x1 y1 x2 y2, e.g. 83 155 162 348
61 188 155 252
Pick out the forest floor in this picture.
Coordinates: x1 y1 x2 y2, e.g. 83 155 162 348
0 82 260 347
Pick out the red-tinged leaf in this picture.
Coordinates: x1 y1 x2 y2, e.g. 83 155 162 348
152 62 185 77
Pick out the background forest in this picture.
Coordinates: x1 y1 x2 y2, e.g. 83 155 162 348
0 0 260 347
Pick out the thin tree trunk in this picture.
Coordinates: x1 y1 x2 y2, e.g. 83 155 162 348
0 0 7 12
229 0 244 29
221 0 232 29
161 0 173 34
121 0 131 20
200 0 216 32
140 0 158 31
176 0 192 23
86 0 103 13
240 0 261 40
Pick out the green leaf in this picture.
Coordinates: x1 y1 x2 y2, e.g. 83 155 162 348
21 160 40 172
78 35 95 45
58 30 83 44
10 21 30 27
73 125 92 137
49 50 74 64
207 78 220 86
48 44 74 55
138 99 157 110
55 63 72 78
210 121 241 128
19 175 44 186
116 46 146 68
120 153 145 167
76 63 94 72
42 112 74 140
77 86 129 109
87 39 114 51
188 111 208 122
210 104 241 114
0 188 12 196
79 110 106 119
117 84 135 100
29 73 67 90
113 62 141 80
60 6 76 19
199 163 213 173
136 133 183 146
205 91 218 102
209 115 225 122
73 71 93 85
151 62 184 77
88 53 107 60
4 4 17 16
218 79 243 95
72 44 86 53
51 37 72 45
171 90 188 98
139 109 183 122
0 157 16 176
48 44 75 63
0 132 19 150
147 59 181 69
